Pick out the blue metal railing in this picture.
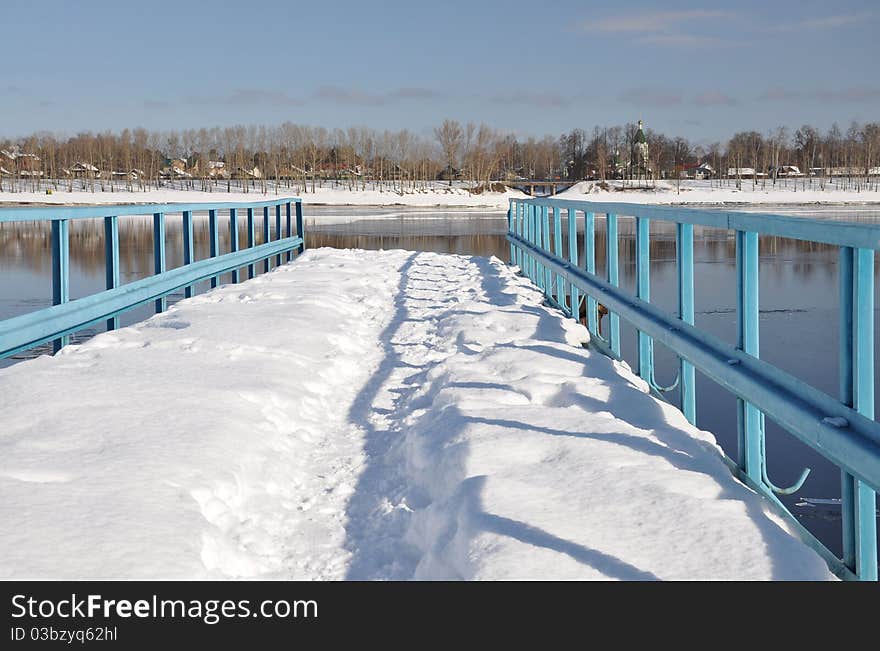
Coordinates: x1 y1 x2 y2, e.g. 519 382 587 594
0 198 304 359
507 197 880 581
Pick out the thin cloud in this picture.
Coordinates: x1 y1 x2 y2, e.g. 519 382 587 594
315 86 385 105
692 91 738 106
314 86 440 106
180 89 306 108
580 10 737 48
143 99 171 110
389 87 439 100
222 89 306 107
775 12 874 31
491 91 572 108
759 86 880 103
636 33 734 47
619 87 683 108
584 10 732 33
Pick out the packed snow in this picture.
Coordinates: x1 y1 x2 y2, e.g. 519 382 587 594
0 248 833 580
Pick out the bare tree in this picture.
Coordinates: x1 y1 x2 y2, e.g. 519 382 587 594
434 119 463 186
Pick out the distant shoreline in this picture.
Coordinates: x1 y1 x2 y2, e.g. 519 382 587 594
4 200 880 210
3 178 880 212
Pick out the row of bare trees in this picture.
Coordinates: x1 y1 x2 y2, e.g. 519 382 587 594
2 120 878 193
558 121 880 188
721 123 880 191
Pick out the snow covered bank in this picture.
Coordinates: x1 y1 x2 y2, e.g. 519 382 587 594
0 184 523 210
3 179 879 212
555 180 880 205
0 249 832 579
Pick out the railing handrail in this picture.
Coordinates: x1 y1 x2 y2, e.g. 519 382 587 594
507 230 880 488
0 198 306 360
0 236 302 359
0 197 302 223
507 196 878 581
511 197 880 249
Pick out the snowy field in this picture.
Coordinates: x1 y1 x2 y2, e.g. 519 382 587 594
554 180 880 206
1 179 879 211
0 248 833 580
0 184 524 210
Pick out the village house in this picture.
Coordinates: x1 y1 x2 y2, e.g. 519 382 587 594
159 167 193 179
159 158 192 179
726 167 766 179
1 147 43 177
231 166 262 180
769 165 804 178
206 160 230 179
66 162 101 178
111 169 144 181
439 165 464 181
680 162 715 180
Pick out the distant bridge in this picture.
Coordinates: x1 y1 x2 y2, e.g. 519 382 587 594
500 180 579 196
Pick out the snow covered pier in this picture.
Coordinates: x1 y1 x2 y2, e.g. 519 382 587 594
0 197 876 580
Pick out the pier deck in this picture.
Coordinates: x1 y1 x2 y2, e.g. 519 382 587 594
0 249 832 580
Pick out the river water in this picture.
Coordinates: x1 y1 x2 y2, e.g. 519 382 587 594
1 203 879 559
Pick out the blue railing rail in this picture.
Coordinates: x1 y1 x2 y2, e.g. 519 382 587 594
0 198 304 359
506 197 880 581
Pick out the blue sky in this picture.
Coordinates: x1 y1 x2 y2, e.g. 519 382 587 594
3 0 878 145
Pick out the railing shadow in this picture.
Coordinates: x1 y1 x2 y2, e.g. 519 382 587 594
342 251 817 580
342 252 422 579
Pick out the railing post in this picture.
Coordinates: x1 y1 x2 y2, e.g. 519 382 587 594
182 210 194 298
512 202 520 270
553 207 565 310
847 247 877 580
840 246 856 572
508 203 515 265
275 204 282 268
247 207 256 279
585 212 598 335
285 201 292 262
541 205 551 296
229 208 239 283
522 204 529 281
527 204 536 283
51 218 69 353
209 209 219 288
676 222 696 424
736 230 763 482
535 204 546 292
263 206 270 273
567 208 578 320
525 204 538 284
636 216 652 382
295 200 304 254
103 216 119 331
517 203 524 271
606 213 620 356
511 202 517 269
153 212 166 313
